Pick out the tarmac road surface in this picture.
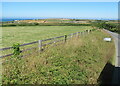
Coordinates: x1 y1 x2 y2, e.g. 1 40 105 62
104 29 120 85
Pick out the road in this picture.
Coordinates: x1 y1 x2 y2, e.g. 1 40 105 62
104 29 120 85
105 30 120 66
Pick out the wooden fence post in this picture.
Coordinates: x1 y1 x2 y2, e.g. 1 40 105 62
38 40 42 51
82 31 84 35
90 30 91 32
80 32 81 35
88 30 90 34
81 32 82 35
77 32 79 38
85 30 87 34
86 30 88 33
54 37 56 43
84 31 86 35
71 33 73 38
64 35 67 42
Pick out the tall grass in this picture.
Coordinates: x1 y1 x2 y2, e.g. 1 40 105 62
2 30 115 84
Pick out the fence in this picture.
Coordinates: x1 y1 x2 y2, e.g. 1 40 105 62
0 29 92 58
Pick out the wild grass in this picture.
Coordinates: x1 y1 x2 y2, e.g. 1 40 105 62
2 30 115 84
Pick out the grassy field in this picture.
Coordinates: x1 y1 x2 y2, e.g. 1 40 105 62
2 26 92 48
2 29 115 84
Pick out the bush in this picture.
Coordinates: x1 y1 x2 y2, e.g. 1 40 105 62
1 22 91 27
12 43 21 57
91 20 118 33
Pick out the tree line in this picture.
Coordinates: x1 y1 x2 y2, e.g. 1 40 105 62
91 20 119 33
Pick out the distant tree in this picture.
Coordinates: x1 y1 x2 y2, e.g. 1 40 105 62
91 20 108 29
75 19 80 21
33 22 39 25
91 20 118 33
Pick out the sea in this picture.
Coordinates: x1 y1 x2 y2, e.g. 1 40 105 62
0 18 118 22
1 18 35 22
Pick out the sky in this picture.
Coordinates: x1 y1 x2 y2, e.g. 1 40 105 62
1 0 119 2
2 2 118 20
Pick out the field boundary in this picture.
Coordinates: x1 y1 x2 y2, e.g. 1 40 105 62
0 29 93 58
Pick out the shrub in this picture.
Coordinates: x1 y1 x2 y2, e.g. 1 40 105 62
12 43 21 57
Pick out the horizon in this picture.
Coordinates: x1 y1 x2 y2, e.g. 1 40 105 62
2 2 118 20
1 17 118 22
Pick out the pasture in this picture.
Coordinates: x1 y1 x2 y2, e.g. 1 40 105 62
2 29 115 84
2 26 92 48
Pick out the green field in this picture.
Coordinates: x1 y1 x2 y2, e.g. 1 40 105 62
2 26 92 48
2 29 115 84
